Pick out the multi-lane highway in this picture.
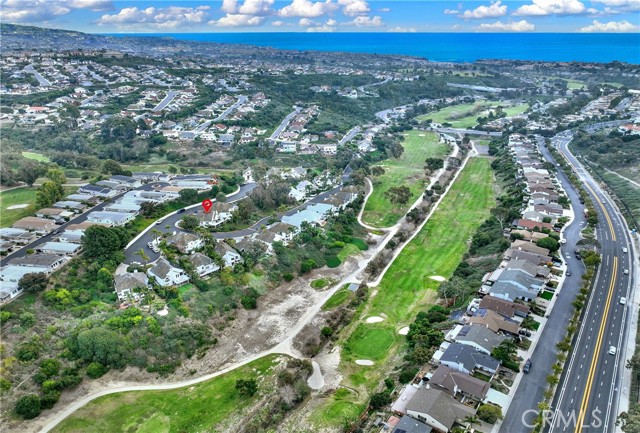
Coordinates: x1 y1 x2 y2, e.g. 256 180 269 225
549 130 636 433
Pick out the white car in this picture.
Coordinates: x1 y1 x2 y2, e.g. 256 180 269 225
560 238 567 244
609 346 617 356
620 297 627 305
624 269 629 275
623 247 628 253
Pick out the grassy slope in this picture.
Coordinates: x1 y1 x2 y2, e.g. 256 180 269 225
362 130 449 228
312 157 496 427
21 151 50 162
0 186 78 227
53 355 282 433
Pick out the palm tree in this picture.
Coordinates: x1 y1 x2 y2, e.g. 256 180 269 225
135 248 149 266
463 415 481 429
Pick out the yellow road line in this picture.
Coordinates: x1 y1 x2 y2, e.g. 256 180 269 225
573 257 618 432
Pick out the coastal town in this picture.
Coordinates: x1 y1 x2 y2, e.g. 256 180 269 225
0 23 638 433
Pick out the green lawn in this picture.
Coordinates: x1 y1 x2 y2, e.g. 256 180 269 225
310 158 496 428
337 243 360 262
53 355 282 433
362 130 449 228
311 278 330 289
309 388 364 428
321 287 353 311
0 186 78 227
416 101 529 128
540 291 554 301
21 151 50 162
565 79 587 90
343 325 396 361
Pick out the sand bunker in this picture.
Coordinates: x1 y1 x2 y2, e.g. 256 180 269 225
307 361 325 390
366 316 384 323
6 204 29 209
430 276 446 282
399 327 410 335
355 360 374 366
419 134 426 136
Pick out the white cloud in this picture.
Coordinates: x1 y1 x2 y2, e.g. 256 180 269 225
338 0 370 16
97 6 209 28
0 0 113 23
298 17 314 26
278 0 337 18
451 24 462 30
591 0 639 6
462 1 507 19
349 15 382 26
514 0 588 16
444 8 460 14
326 18 337 25
578 19 638 31
237 0 274 16
476 19 535 31
378 7 391 13
272 19 285 26
210 13 265 26
221 0 238 13
388 26 417 32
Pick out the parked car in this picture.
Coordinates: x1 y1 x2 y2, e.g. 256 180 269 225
523 359 532 374
566 270 571 276
177 208 186 214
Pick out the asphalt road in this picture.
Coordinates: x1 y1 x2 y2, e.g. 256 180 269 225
0 182 165 267
152 90 178 112
549 130 635 433
269 106 301 140
433 127 502 137
499 134 589 433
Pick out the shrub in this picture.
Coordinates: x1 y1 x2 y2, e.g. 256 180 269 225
477 403 503 424
325 256 341 268
15 394 41 419
86 362 109 379
236 379 258 397
399 366 419 384
369 391 392 410
40 391 61 410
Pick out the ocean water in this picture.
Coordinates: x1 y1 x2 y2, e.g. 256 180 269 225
107 32 640 64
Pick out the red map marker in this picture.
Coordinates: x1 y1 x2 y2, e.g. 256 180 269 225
202 199 213 213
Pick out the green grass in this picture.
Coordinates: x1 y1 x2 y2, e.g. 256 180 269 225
372 158 496 325
321 287 353 311
540 291 554 301
337 243 360 262
416 101 529 128
565 79 587 90
178 283 193 295
326 256 341 268
362 130 449 227
311 278 330 289
21 151 50 162
0 186 78 227
53 355 282 433
343 325 396 361
309 388 364 427
310 158 496 427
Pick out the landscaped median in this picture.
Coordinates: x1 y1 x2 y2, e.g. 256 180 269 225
309 157 496 428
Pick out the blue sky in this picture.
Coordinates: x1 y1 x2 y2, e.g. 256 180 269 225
1 0 639 33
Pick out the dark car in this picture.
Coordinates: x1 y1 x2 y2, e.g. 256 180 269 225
566 270 571 276
523 359 532 374
177 208 186 214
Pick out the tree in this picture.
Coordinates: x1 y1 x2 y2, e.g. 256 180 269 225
135 249 149 266
477 403 503 424
18 272 48 293
82 226 129 261
39 358 61 378
536 236 560 252
384 185 412 205
215 191 227 203
181 215 199 231
370 166 385 176
36 181 64 208
178 188 198 203
425 157 444 171
86 362 109 379
369 392 392 410
19 311 36 328
235 379 258 397
618 403 640 433
73 327 128 368
46 168 67 186
102 159 125 176
18 162 39 187
15 394 41 419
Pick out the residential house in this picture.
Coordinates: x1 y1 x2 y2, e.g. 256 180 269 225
479 295 530 319
12 217 56 234
197 202 238 227
132 172 161 182
186 253 220 277
511 218 554 232
38 241 81 256
9 254 66 273
489 268 545 302
405 387 475 433
429 364 491 403
453 324 508 355
469 309 520 336
392 415 433 433
0 228 37 245
110 175 142 189
114 272 148 302
253 230 276 254
281 203 333 229
289 180 312 201
52 201 86 212
147 258 189 287
65 193 96 203
214 242 243 268
510 240 551 257
166 232 204 254
79 184 118 198
268 222 297 245
35 208 74 222
439 342 501 376
0 265 49 284
503 248 552 267
87 211 135 227
104 202 141 214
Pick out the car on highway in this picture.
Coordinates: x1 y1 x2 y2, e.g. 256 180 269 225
566 270 571 276
609 346 617 356
155 218 165 225
620 297 627 305
623 247 628 253
523 359 532 374
624 269 629 275
177 208 186 214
